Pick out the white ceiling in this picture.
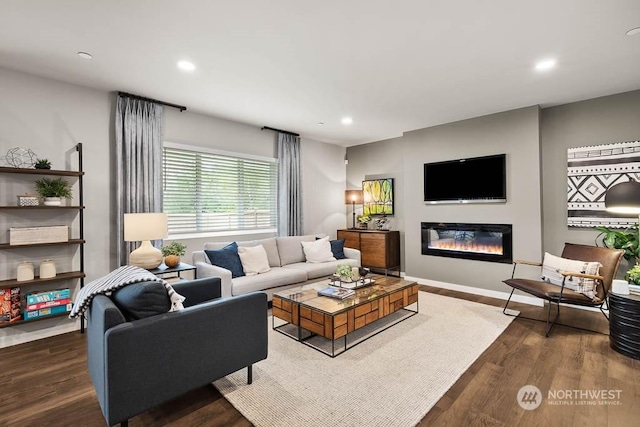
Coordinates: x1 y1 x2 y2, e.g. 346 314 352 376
1 1 640 146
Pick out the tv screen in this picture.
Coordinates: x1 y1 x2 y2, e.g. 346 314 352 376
424 154 506 203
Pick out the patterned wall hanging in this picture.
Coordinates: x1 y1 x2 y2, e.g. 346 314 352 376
568 140 640 228
363 178 394 216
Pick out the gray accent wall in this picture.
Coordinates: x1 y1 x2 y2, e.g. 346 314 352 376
541 89 640 274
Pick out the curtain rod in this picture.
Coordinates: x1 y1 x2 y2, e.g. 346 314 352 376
261 126 300 137
117 91 187 112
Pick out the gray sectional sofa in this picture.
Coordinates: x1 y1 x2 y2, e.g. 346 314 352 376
192 234 361 300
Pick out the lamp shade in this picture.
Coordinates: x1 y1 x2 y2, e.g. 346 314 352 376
124 213 168 241
604 181 640 214
345 190 363 205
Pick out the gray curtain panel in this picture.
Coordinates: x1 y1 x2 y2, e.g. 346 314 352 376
277 132 302 236
115 96 164 266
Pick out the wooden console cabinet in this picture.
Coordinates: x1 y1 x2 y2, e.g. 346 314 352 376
337 229 400 274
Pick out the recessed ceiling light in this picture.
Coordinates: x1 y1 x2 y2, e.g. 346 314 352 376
535 59 556 71
341 117 353 125
77 51 93 60
627 27 640 36
177 60 195 71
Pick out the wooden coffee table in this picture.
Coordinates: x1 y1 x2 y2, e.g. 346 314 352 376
272 274 419 357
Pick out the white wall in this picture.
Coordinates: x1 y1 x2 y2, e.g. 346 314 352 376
0 67 113 346
0 68 345 347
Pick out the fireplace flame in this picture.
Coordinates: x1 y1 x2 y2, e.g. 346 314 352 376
428 240 503 255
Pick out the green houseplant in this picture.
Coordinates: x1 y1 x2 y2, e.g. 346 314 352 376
34 177 72 206
336 263 354 282
160 241 186 268
596 225 639 264
625 263 640 285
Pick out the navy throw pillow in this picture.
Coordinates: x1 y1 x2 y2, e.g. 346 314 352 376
111 281 171 321
205 242 245 278
317 237 346 259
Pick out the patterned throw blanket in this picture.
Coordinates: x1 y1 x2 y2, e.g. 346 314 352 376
69 265 185 319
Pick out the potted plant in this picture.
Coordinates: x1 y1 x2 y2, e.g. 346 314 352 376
596 225 639 264
336 263 354 282
34 159 52 170
357 214 371 229
161 241 186 268
34 177 72 206
625 263 640 285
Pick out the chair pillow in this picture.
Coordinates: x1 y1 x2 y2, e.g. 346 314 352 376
205 242 245 278
302 236 336 263
237 244 271 276
541 252 601 299
111 281 171 321
317 237 347 259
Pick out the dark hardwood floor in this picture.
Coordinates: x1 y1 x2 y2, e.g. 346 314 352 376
1 285 639 427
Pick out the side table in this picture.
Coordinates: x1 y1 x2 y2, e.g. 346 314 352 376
147 262 197 280
609 292 640 360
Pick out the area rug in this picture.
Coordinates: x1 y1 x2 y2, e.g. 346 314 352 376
213 292 515 427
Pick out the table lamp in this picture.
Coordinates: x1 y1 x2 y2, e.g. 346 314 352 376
124 212 168 269
345 190 363 229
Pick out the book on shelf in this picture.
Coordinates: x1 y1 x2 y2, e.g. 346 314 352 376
317 286 355 300
25 288 70 305
24 303 72 321
26 298 72 312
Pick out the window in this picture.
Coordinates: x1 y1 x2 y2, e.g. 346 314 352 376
162 143 278 236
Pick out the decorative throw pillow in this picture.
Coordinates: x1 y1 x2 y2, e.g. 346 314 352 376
302 236 336 263
316 237 347 259
237 244 271 276
541 252 601 299
205 242 245 278
111 281 171 321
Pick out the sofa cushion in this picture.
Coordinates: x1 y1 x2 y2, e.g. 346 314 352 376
284 258 359 280
231 267 308 295
205 242 245 278
205 238 281 267
317 237 346 260
111 281 171 321
276 234 318 266
302 236 336 263
238 244 271 275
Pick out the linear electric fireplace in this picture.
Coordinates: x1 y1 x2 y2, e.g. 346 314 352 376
421 222 513 264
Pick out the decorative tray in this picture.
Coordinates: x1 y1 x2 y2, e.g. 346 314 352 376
329 278 375 290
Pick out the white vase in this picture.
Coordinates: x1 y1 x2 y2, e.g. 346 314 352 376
43 197 62 206
39 260 56 279
17 262 34 281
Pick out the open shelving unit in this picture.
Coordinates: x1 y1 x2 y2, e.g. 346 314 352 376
0 143 85 331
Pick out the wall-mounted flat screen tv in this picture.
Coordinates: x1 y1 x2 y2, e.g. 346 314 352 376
424 154 506 204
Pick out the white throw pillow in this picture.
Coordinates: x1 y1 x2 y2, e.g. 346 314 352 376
301 236 336 263
237 245 271 276
541 252 601 299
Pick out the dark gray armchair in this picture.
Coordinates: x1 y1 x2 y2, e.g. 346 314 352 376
87 277 268 427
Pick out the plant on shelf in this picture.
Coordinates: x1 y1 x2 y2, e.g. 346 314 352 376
34 158 52 169
160 241 186 268
34 177 72 206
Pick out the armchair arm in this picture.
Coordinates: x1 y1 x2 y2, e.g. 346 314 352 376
193 255 233 298
513 259 542 267
560 271 605 281
171 277 222 307
101 292 268 426
344 247 361 265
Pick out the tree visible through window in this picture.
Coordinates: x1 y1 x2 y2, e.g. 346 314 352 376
162 144 277 235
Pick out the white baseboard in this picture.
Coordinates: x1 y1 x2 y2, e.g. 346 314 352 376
404 275 544 307
404 275 609 313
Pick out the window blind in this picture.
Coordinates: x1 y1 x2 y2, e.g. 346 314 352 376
162 145 277 235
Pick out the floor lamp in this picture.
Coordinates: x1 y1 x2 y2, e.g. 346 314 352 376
345 190 364 229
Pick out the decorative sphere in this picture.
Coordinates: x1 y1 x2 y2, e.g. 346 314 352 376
4 147 38 168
